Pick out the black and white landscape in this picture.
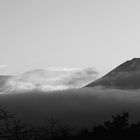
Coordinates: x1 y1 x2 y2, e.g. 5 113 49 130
0 58 140 129
1 0 140 139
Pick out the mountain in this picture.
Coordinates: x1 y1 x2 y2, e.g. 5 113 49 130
86 58 140 89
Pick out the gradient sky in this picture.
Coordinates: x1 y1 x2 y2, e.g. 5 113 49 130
0 0 140 76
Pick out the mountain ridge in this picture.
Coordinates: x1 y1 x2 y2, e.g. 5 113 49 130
86 58 140 89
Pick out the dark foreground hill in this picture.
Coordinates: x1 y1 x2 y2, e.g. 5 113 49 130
0 105 140 140
0 89 140 139
0 89 140 129
86 58 140 89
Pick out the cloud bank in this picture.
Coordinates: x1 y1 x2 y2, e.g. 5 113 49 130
1 67 98 92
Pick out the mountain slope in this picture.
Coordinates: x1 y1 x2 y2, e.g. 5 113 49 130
86 58 140 89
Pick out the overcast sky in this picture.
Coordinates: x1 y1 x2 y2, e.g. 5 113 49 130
0 0 140 76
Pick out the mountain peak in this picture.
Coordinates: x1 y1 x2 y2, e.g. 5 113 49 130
131 57 140 61
110 58 140 73
86 58 140 89
128 58 140 64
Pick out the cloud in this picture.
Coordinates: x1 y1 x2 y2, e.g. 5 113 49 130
62 67 99 88
2 67 99 92
45 67 81 72
0 65 8 68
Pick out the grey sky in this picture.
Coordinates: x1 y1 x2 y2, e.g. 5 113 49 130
0 0 140 76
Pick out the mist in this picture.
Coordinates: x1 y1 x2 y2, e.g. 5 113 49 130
0 87 140 129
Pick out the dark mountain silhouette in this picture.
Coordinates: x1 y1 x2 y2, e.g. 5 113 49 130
1 105 140 140
86 58 140 89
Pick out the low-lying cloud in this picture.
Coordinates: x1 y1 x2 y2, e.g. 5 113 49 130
2 67 98 92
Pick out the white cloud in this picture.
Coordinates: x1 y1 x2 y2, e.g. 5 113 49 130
1 67 99 92
0 65 8 68
45 67 81 72
62 67 99 88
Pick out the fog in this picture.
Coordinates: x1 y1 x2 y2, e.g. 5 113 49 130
0 87 140 129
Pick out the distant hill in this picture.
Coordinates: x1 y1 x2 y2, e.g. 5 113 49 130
86 58 140 89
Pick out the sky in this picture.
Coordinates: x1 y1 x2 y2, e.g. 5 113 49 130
0 0 140 76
